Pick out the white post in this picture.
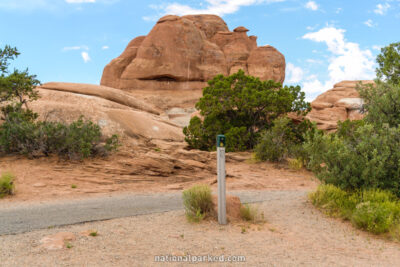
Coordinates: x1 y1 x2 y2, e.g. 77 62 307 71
217 135 227 225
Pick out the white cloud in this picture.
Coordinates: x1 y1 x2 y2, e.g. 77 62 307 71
306 24 319 31
305 1 318 11
364 19 376 27
81 52 91 63
302 27 375 97
302 77 325 94
372 45 382 51
63 45 91 62
63 45 89 51
142 15 158 21
286 63 304 83
335 7 342 14
303 27 346 54
65 0 95 3
306 58 323 64
102 45 109 50
151 0 285 17
374 3 390 15
300 75 329 101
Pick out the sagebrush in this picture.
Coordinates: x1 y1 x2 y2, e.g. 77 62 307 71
0 172 14 198
182 184 214 222
240 204 264 223
309 184 400 237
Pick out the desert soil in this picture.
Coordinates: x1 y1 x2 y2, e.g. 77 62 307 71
2 148 400 266
2 190 400 266
0 144 316 203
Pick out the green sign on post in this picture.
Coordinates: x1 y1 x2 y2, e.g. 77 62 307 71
217 134 226 148
217 134 227 225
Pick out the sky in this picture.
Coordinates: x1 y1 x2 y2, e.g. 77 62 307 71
0 0 399 101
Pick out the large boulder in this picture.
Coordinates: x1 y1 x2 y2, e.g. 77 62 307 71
101 14 285 91
306 80 374 131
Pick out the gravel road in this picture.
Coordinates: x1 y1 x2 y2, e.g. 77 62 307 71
0 190 299 235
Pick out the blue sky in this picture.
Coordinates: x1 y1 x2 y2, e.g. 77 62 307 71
1 0 399 101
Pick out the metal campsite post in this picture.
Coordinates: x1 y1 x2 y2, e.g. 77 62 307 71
217 134 227 225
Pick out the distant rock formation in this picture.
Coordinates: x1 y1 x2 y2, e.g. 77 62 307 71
101 14 285 91
306 80 374 131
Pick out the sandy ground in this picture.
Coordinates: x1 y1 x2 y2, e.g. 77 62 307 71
3 142 399 266
0 147 316 203
1 191 400 266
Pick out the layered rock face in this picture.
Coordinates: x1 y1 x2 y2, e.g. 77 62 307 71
306 80 374 131
101 14 285 91
34 82 184 141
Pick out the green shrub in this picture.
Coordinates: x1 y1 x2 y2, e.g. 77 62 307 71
240 204 264 222
89 230 98 237
336 119 366 143
306 43 400 239
183 116 210 151
0 46 40 111
352 201 400 234
0 172 14 198
288 158 303 170
310 184 400 237
375 42 400 85
303 123 400 196
358 189 397 203
254 126 287 162
59 118 102 158
0 45 119 160
255 117 314 162
225 127 250 152
304 44 400 191
0 116 119 160
104 134 120 154
182 184 213 222
309 184 354 218
183 70 310 152
358 81 400 128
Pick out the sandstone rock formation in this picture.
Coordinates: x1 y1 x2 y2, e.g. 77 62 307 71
41 82 161 115
306 80 374 131
33 82 184 141
101 14 285 91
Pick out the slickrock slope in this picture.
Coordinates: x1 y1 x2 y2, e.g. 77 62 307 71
33 82 183 141
101 14 285 91
306 80 374 131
